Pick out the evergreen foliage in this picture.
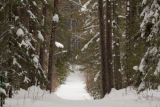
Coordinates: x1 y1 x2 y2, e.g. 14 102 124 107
135 0 160 92
0 0 48 103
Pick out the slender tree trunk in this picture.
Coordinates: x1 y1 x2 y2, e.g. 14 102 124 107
98 0 106 97
112 0 122 90
125 0 131 87
48 0 58 92
39 4 47 70
106 0 113 93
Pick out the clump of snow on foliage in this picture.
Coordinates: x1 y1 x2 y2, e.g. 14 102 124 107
140 0 160 41
32 55 39 68
55 41 64 48
16 28 24 37
81 0 92 12
138 82 145 92
0 88 6 95
133 66 139 71
38 31 44 41
154 60 160 75
27 10 36 19
81 33 99 51
52 14 59 22
19 39 35 50
32 1 37 6
24 76 30 83
142 0 147 5
43 0 48 4
94 71 100 82
139 58 145 72
13 57 22 68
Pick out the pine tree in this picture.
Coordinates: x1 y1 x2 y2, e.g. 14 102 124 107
135 0 160 92
0 0 47 102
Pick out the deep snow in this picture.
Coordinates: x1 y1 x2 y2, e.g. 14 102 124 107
4 65 160 107
55 71 92 100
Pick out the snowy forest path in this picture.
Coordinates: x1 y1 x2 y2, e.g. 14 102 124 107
55 64 93 100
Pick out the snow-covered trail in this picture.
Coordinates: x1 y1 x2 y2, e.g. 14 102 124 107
55 70 92 100
4 65 160 107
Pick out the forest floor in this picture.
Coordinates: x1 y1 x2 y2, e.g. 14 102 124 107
4 65 160 107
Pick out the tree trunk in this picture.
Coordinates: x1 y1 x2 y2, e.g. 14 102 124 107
106 0 113 93
112 0 122 90
98 0 106 98
48 0 58 92
125 0 131 87
39 4 47 70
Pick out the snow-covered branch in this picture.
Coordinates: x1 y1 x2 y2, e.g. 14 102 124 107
69 0 82 7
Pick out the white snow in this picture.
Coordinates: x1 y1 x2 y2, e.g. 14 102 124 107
33 55 39 68
52 14 59 22
13 57 22 68
16 28 24 37
133 66 139 71
154 59 160 75
43 0 48 4
55 41 64 48
55 65 92 100
32 1 37 6
4 86 160 107
142 0 147 5
4 65 160 107
139 58 145 72
19 39 35 50
81 0 92 12
94 71 100 82
81 33 99 51
24 76 30 83
27 10 36 19
0 88 6 95
138 82 145 91
38 31 44 41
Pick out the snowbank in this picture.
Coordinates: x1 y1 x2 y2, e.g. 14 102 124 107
4 65 160 107
4 86 160 107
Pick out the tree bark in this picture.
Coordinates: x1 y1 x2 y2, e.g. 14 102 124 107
112 0 122 90
106 0 113 93
98 0 106 98
48 0 58 92
125 0 131 87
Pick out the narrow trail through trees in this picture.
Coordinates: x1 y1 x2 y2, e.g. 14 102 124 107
55 65 92 100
